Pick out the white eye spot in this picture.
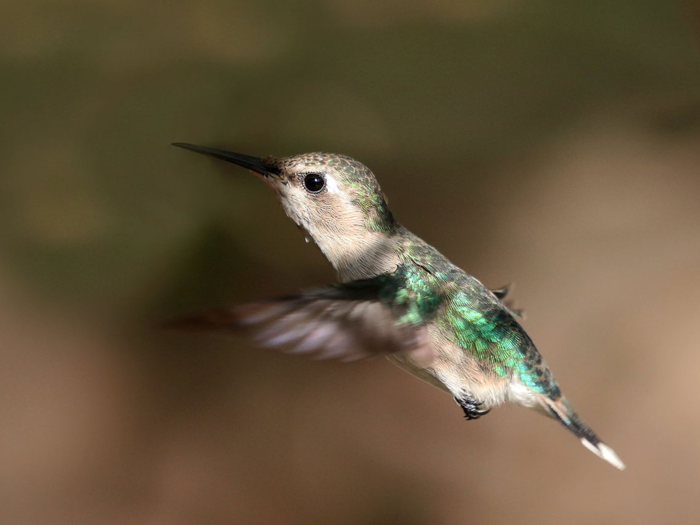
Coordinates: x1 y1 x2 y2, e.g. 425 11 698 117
324 175 340 194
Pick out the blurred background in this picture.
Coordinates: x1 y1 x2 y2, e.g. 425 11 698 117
2 1 700 523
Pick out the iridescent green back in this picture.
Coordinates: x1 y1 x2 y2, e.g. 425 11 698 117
391 231 563 399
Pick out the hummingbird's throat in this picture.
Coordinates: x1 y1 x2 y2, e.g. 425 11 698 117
312 228 401 282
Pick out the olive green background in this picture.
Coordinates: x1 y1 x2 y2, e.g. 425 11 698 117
2 1 700 524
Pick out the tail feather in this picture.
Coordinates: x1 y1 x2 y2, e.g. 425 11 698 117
541 397 626 470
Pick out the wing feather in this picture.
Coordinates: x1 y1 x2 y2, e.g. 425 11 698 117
165 285 433 364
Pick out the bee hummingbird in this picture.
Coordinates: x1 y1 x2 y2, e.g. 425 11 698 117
170 143 625 470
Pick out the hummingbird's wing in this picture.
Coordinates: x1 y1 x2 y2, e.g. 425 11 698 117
490 284 524 319
165 282 433 364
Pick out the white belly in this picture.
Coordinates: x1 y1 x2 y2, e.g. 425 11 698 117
385 324 512 409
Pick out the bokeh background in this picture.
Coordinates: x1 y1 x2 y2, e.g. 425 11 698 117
2 1 700 524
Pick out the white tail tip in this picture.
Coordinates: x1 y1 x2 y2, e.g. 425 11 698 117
580 439 626 470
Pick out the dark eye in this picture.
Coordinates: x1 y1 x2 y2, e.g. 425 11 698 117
303 173 325 193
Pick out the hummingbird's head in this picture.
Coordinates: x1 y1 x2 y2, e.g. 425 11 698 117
173 144 399 280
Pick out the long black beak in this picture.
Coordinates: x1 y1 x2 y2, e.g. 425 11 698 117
172 143 280 177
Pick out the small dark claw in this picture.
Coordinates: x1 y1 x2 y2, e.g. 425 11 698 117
455 396 491 420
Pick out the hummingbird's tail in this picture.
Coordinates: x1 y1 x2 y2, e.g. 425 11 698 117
540 396 626 470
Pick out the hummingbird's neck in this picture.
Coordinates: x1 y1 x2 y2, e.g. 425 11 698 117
315 226 404 282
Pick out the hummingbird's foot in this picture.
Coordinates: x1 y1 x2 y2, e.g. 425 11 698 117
455 396 490 420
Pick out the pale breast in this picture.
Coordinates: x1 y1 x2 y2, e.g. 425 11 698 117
386 322 512 408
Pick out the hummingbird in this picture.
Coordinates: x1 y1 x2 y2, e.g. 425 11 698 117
170 143 625 470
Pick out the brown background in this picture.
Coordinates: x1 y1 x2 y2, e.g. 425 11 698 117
2 1 700 524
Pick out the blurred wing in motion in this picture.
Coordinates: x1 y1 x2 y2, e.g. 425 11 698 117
490 284 525 319
165 284 433 364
